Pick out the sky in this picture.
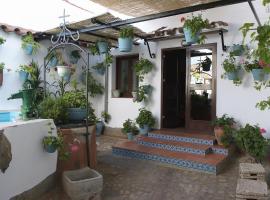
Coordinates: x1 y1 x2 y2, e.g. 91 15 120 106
0 0 130 31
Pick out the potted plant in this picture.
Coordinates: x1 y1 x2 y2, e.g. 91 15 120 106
92 62 106 75
46 50 59 68
235 124 269 161
212 114 235 145
222 56 242 84
17 64 31 82
243 60 266 81
97 40 109 54
230 44 245 57
112 89 120 98
42 123 70 160
101 111 111 123
200 56 212 71
0 37 6 45
133 85 153 103
181 15 209 44
95 118 104 136
134 58 154 81
118 27 134 52
0 62 5 86
21 33 40 55
122 119 138 140
70 50 81 64
62 89 87 122
56 60 72 80
136 108 155 135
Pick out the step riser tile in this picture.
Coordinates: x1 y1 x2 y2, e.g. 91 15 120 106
112 147 217 174
211 147 229 156
137 140 210 156
148 133 214 145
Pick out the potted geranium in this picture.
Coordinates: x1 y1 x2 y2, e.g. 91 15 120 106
0 62 5 86
235 124 269 161
136 108 155 135
122 119 138 140
212 114 235 145
118 27 134 52
21 33 40 55
181 15 209 44
70 50 81 64
97 39 109 54
62 89 87 122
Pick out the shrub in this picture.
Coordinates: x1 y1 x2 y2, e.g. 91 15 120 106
122 119 137 134
62 90 87 108
136 108 155 128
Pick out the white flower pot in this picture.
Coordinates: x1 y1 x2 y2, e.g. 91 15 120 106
57 66 71 78
112 90 120 97
132 91 137 101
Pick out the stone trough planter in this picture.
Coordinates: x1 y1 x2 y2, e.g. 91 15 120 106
62 167 103 200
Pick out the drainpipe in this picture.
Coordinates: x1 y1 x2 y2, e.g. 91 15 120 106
104 60 109 122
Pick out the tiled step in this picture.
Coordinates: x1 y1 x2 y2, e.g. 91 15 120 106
148 130 216 146
136 136 212 156
112 141 227 174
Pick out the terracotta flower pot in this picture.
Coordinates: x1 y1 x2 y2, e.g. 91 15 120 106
214 126 224 145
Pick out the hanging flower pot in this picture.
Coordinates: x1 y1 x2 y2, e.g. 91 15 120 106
118 38 133 52
48 57 58 68
230 44 245 56
24 44 33 55
43 136 58 153
97 41 109 54
57 66 71 78
183 27 200 44
19 71 29 82
251 68 265 81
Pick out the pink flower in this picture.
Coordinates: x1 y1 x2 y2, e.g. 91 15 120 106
260 128 266 134
259 60 267 67
71 144 79 152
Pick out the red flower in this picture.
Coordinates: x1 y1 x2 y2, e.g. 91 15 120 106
71 144 79 152
260 128 266 134
180 17 186 23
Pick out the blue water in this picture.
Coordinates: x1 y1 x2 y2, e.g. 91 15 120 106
0 111 20 123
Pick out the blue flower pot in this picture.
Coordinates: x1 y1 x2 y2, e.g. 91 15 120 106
70 56 79 64
227 71 239 80
97 41 109 54
127 132 134 141
252 69 265 81
183 27 200 44
139 125 150 136
67 108 87 121
48 57 58 68
44 144 57 153
96 121 104 136
231 44 245 56
24 44 33 55
19 71 29 82
118 38 133 52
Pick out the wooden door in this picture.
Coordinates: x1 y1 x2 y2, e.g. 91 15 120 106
186 44 217 131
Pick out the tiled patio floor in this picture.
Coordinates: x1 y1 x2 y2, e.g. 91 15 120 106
41 135 269 200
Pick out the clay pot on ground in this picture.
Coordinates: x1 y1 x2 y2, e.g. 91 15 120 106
214 126 224 145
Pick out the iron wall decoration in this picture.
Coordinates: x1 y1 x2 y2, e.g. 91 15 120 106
43 9 91 166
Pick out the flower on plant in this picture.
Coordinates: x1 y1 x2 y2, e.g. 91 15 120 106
180 16 186 23
260 128 266 135
259 60 270 68
69 138 80 153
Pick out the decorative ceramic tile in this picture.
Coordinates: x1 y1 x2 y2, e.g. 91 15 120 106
212 147 228 155
112 147 217 174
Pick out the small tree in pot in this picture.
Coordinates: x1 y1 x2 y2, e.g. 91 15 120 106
212 114 235 146
136 108 155 135
122 119 138 140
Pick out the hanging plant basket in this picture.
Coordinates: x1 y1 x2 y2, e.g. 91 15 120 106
118 38 133 52
57 66 71 78
0 69 3 86
183 27 200 44
48 57 58 68
43 136 58 153
19 71 29 82
251 69 265 81
227 70 240 81
97 41 109 54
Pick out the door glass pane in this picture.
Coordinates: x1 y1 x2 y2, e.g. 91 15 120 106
190 48 213 121
119 60 129 93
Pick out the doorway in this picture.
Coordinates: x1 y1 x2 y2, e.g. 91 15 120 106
161 44 216 131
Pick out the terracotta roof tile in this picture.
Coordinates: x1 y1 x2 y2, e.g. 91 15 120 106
0 23 35 35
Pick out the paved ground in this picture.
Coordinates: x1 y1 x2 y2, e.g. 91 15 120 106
41 135 269 200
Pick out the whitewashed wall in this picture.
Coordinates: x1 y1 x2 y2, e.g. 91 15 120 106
104 0 270 133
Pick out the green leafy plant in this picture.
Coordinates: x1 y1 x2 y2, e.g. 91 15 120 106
101 111 111 123
62 90 87 108
0 62 5 70
134 58 154 81
182 15 209 44
221 56 242 85
0 37 6 45
92 62 106 74
21 33 40 54
133 85 153 103
212 114 235 127
42 122 70 160
17 64 32 73
136 108 155 128
256 97 270 110
119 27 134 38
38 97 68 124
89 44 100 55
104 53 113 66
122 119 137 134
235 124 269 161
263 0 270 6
71 50 81 59
82 71 104 97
